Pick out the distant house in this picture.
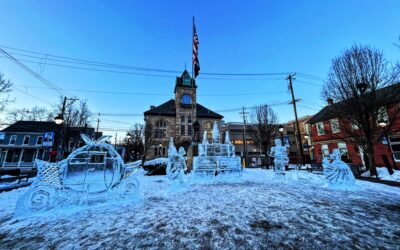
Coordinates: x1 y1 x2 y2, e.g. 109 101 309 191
143 70 223 160
308 83 400 169
283 115 314 163
0 121 95 173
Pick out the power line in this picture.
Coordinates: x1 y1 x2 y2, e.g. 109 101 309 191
0 45 290 77
0 48 71 97
13 87 54 106
12 84 287 97
296 79 324 87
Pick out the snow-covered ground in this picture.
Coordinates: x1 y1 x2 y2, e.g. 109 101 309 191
0 169 399 249
362 168 400 182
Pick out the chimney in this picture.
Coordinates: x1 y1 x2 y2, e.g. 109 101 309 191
150 105 155 109
327 98 334 105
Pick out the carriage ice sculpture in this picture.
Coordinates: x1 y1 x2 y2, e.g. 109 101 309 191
16 135 141 215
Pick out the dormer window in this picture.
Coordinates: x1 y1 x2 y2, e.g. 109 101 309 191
181 94 192 105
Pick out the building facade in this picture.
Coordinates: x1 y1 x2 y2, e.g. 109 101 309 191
308 83 400 169
221 122 263 167
0 121 95 173
283 115 314 163
143 70 223 159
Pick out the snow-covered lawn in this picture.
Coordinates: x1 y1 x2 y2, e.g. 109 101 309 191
0 169 399 249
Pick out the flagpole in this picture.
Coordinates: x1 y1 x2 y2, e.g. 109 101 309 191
191 16 195 83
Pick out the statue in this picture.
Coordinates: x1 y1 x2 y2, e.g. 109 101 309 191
269 138 289 175
322 149 355 187
166 139 187 183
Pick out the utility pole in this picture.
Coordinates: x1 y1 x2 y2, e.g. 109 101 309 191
54 96 78 161
240 107 249 167
96 113 100 133
287 74 305 165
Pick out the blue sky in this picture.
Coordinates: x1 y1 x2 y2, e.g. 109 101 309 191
0 0 399 137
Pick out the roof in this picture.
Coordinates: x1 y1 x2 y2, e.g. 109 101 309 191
1 121 95 134
308 83 400 124
144 99 223 119
2 121 57 133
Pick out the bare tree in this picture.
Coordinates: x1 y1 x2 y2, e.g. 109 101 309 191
7 106 49 123
322 44 400 177
248 104 279 166
143 121 155 163
51 97 92 128
123 123 145 162
50 97 93 155
0 73 13 112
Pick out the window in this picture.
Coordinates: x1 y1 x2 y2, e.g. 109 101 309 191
23 135 30 145
188 115 192 124
205 122 212 129
233 140 243 145
181 95 192 104
321 144 329 157
9 135 17 145
389 137 400 161
22 149 35 162
330 119 340 133
181 125 186 135
337 142 348 154
188 125 192 136
378 107 389 123
155 120 167 138
351 121 360 130
316 122 325 135
36 136 43 145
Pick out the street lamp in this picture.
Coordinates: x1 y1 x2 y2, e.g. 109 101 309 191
378 120 387 128
304 135 309 139
54 114 64 125
278 125 284 144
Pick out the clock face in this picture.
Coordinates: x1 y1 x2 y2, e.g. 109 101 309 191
183 77 191 86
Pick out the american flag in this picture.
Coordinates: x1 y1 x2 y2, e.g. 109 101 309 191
192 19 200 78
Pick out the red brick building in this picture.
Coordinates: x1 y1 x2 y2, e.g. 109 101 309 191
308 83 400 169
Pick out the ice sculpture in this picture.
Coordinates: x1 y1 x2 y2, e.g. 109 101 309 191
322 149 355 186
212 121 219 143
166 138 187 182
269 138 289 175
193 123 242 180
16 135 140 216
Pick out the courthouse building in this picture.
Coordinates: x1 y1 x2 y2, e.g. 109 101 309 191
143 70 223 159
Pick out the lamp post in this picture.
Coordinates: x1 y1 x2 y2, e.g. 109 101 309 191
53 113 64 162
278 125 284 144
53 97 78 161
127 132 132 140
378 119 396 172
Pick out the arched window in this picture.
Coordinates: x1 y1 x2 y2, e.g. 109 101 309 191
181 94 192 105
155 119 167 138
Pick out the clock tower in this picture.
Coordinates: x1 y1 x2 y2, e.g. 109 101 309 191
174 70 197 143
